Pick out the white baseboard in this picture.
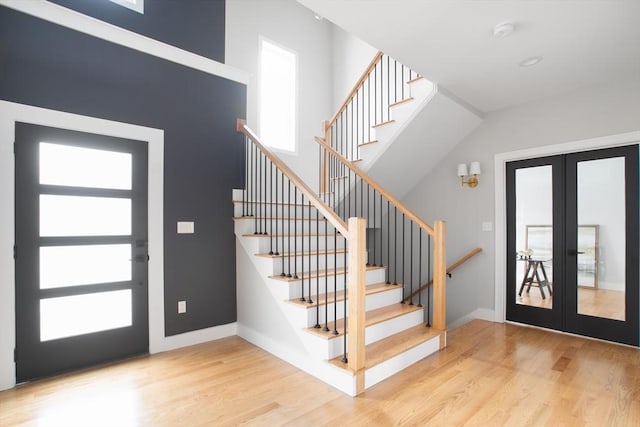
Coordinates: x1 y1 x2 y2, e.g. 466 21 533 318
150 322 238 354
448 308 497 330
237 323 356 396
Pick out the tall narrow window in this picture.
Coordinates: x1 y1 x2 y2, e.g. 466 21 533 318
259 39 297 152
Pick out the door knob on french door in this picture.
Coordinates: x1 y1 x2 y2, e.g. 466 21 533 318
567 249 585 256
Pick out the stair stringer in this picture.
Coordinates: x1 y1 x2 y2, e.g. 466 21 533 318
235 236 358 395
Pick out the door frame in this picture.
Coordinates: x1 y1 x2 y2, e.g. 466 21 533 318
0 101 163 390
494 131 640 326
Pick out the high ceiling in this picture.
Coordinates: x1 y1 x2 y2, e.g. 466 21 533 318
298 0 640 112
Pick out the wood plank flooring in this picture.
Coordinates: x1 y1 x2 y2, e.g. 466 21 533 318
1 320 639 426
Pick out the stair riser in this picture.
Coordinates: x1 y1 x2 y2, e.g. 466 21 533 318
234 203 321 218
252 235 346 253
290 287 403 328
269 254 348 277
234 218 339 235
280 268 387 300
306 308 426 360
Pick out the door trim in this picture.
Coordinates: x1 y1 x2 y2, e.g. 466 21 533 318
0 101 162 389
494 131 640 324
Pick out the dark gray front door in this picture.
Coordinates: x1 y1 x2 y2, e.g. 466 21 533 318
15 123 149 382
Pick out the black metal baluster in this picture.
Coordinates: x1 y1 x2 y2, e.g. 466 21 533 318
418 231 423 308
341 234 347 363
280 170 285 276
242 137 247 217
308 201 313 304
401 213 405 302
379 191 383 267
409 221 414 305
287 179 292 278
393 207 397 285
333 228 338 335
323 218 329 332
427 234 431 327
386 200 391 284
300 193 305 302
372 189 376 266
253 143 257 234
366 184 370 266
294 187 298 279
314 205 320 328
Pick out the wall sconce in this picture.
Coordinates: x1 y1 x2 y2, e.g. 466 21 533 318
457 161 481 188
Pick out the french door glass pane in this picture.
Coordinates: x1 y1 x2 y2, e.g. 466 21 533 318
515 166 553 309
39 142 132 190
40 195 131 237
40 244 132 289
577 157 625 321
40 290 132 342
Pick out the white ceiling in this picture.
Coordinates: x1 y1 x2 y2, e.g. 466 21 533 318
298 0 640 113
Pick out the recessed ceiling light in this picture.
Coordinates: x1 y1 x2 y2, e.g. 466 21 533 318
314 14 323 21
493 22 515 38
519 56 543 67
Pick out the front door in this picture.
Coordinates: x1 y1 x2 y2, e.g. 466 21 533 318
15 123 149 382
506 145 639 346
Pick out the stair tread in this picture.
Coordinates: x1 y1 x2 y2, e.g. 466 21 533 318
407 76 424 84
287 282 398 308
233 200 316 207
233 216 330 222
241 233 336 238
358 140 379 147
372 119 395 128
329 324 442 370
304 302 422 340
255 248 347 258
389 97 414 108
270 265 384 282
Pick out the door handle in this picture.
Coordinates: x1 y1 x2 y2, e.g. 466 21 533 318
129 254 149 262
567 250 585 256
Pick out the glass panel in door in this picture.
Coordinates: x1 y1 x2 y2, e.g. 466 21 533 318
514 166 554 309
576 157 626 321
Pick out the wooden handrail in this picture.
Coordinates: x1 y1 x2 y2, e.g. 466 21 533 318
237 120 348 236
404 247 483 303
327 51 384 128
314 136 435 236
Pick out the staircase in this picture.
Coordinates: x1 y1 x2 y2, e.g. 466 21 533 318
233 53 454 396
234 124 446 396
321 51 482 200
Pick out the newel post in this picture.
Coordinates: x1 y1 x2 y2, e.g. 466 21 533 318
432 220 447 333
347 217 366 394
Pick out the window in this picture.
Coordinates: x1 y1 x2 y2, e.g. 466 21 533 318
259 39 297 152
110 0 144 14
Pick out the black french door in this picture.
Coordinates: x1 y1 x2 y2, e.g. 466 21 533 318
506 145 639 346
15 123 149 382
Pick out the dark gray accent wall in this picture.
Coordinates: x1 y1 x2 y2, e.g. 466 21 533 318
48 0 225 62
0 5 245 336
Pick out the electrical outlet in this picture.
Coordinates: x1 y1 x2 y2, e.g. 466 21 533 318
178 300 187 314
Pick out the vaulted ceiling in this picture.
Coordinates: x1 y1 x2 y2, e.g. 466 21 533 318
298 0 640 112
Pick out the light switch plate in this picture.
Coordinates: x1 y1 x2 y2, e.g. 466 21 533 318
178 300 187 314
177 221 195 234
482 221 493 232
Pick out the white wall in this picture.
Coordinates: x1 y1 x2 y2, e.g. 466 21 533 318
401 76 640 324
330 26 377 112
225 0 334 189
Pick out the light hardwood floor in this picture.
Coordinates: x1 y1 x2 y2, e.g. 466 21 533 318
1 320 639 426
